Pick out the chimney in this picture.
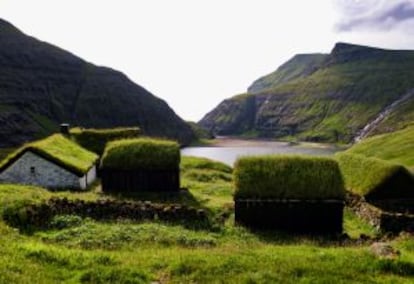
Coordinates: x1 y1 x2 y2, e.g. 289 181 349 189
60 123 70 135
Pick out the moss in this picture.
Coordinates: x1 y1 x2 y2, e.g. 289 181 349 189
70 127 140 155
101 138 180 170
234 155 345 200
0 134 98 176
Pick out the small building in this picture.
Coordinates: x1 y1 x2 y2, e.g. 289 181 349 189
234 155 345 233
0 134 99 190
100 138 180 193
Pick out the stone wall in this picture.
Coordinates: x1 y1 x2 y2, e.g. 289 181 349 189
346 192 414 233
79 166 96 189
0 151 81 189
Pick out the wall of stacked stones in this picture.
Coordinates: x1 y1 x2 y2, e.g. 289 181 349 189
0 151 81 189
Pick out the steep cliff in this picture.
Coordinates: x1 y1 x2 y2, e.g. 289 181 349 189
0 19 194 147
199 43 414 143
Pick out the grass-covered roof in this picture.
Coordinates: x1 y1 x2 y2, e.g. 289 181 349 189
101 138 180 170
0 134 98 176
345 125 414 172
336 153 414 199
70 127 140 155
234 155 345 200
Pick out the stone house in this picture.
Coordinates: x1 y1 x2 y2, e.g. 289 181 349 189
0 134 98 190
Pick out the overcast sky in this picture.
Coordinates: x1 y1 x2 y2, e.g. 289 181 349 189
2 0 414 121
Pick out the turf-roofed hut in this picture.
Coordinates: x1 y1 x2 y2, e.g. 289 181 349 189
100 138 180 193
336 153 414 213
69 127 141 155
234 155 345 233
0 134 98 190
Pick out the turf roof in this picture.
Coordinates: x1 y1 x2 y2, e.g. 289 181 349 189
101 138 180 170
0 134 98 176
336 153 414 199
234 155 345 200
70 127 140 155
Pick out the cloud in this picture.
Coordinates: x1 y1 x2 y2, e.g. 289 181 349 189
335 0 414 31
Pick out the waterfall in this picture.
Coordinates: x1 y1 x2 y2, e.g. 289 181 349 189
353 89 414 143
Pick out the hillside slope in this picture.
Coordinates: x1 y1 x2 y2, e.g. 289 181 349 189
200 43 414 143
0 18 194 146
345 125 414 171
248 53 328 94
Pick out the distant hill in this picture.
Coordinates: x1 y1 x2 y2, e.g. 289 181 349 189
199 43 414 143
0 18 194 147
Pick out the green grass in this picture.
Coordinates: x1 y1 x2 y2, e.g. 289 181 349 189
70 127 140 155
234 155 345 199
346 125 414 171
248 53 328 93
101 138 180 170
0 134 98 175
336 153 414 197
2 156 414 283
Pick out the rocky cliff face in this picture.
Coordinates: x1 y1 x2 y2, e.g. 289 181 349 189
0 19 194 147
199 43 414 143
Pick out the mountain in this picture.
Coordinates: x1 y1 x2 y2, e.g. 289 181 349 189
0 19 194 147
199 43 414 143
248 53 327 94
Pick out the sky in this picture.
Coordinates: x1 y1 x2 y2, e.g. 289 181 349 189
2 0 414 121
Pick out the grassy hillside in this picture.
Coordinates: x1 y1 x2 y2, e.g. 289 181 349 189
346 126 414 171
0 18 194 147
200 43 414 143
3 156 414 282
248 53 328 94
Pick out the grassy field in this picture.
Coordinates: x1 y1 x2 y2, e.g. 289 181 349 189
1 156 414 283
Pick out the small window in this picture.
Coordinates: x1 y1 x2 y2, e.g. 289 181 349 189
30 166 35 174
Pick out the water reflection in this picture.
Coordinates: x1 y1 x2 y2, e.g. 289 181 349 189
181 140 340 166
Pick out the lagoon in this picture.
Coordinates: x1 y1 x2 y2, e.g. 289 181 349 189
181 138 342 166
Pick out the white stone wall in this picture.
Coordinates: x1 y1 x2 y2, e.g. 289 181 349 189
87 166 96 186
0 151 82 189
79 166 97 189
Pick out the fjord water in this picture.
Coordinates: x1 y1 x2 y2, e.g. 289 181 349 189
181 138 340 166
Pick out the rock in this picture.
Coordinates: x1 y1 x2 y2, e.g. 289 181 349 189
370 242 400 259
